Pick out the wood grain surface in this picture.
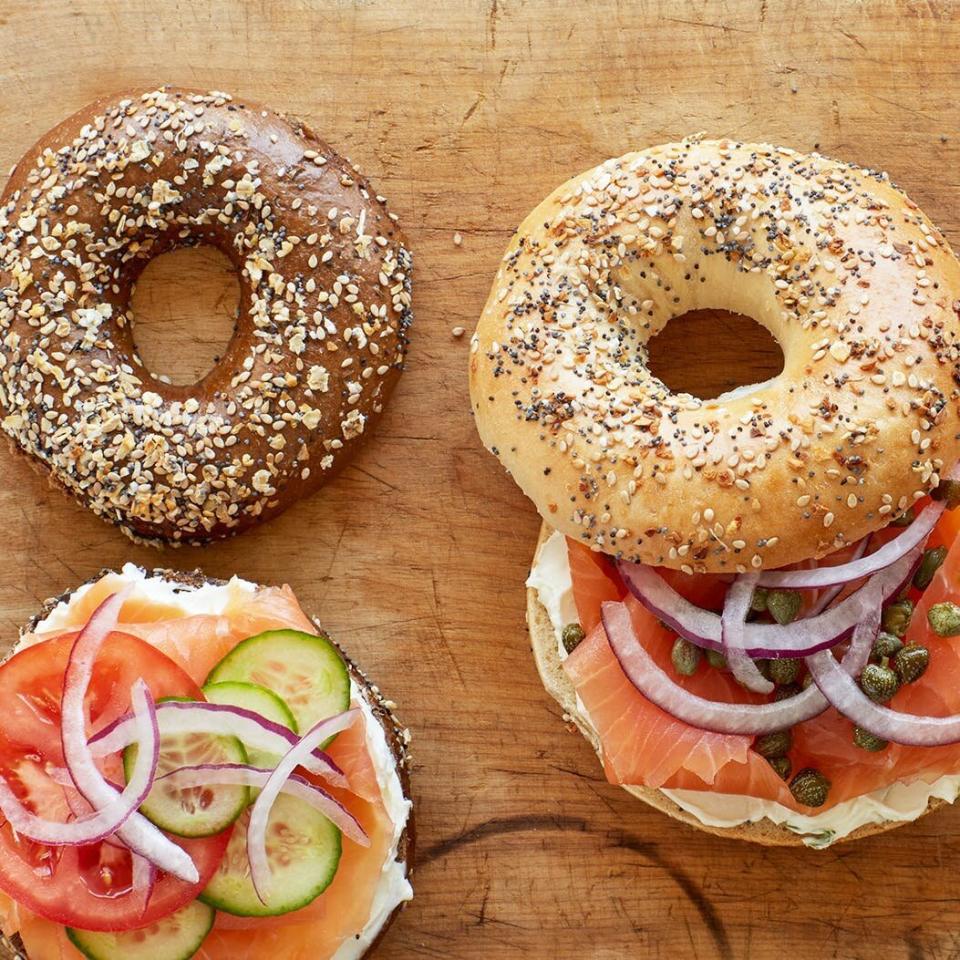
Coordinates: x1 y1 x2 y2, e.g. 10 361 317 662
0 1 959 957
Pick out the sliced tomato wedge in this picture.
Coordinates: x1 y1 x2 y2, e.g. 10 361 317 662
0 632 229 931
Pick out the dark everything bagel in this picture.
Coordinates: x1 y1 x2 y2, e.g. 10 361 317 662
0 86 412 544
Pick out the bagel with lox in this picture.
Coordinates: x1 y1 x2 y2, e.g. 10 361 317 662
470 136 960 846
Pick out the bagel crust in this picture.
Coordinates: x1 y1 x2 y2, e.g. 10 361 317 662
0 87 412 544
470 137 960 572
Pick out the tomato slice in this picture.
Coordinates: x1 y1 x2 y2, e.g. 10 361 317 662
0 632 229 931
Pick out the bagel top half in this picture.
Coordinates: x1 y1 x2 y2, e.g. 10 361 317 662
470 137 960 573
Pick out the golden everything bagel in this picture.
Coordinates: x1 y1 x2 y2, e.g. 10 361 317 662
470 137 960 573
0 87 412 544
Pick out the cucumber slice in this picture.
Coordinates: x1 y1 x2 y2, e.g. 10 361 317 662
201 681 297 768
124 719 249 838
205 630 350 736
66 899 214 960
201 681 297 732
200 794 341 916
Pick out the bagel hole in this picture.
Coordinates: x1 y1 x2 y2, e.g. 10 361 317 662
647 309 785 401
130 245 240 386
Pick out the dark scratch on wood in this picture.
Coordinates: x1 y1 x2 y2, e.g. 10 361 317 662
662 16 752 34
349 462 399 494
867 91 938 123
838 27 867 50
461 94 485 124
547 762 605 782
420 815 732 960
428 567 466 687
610 829 733 960
487 0 499 49
418 814 588 864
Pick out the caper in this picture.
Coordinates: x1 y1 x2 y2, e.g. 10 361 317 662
768 658 800 686
775 682 803 701
767 590 802 625
671 637 702 677
705 649 727 670
750 587 769 613
561 623 586 654
928 601 960 638
853 726 888 752
871 631 903 661
891 506 916 527
859 663 900 703
932 478 960 510
754 729 792 758
881 599 914 638
893 643 930 684
789 768 831 807
767 756 792 780
914 545 948 591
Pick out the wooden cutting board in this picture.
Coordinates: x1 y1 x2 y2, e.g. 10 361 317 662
0 1 958 957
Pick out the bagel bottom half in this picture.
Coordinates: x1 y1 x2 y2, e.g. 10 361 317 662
0 568 413 960
526 522 947 846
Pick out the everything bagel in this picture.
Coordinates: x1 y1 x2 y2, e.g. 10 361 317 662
470 137 960 573
0 87 412 544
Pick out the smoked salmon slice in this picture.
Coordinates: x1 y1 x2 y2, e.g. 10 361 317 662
564 600 755 790
566 540 624 632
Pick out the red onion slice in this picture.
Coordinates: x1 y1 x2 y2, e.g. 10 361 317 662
805 616 960 747
89 701 347 789
131 853 157 915
757 499 945 589
603 601 825 734
806 534 872 617
808 583 844 619
60 591 199 883
837 577 883 679
158 764 368 846
247 710 360 904
60 787 126 852
721 574 773 694
62 784 92 821
618 547 918 659
0 680 158 846
602 592 881 736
